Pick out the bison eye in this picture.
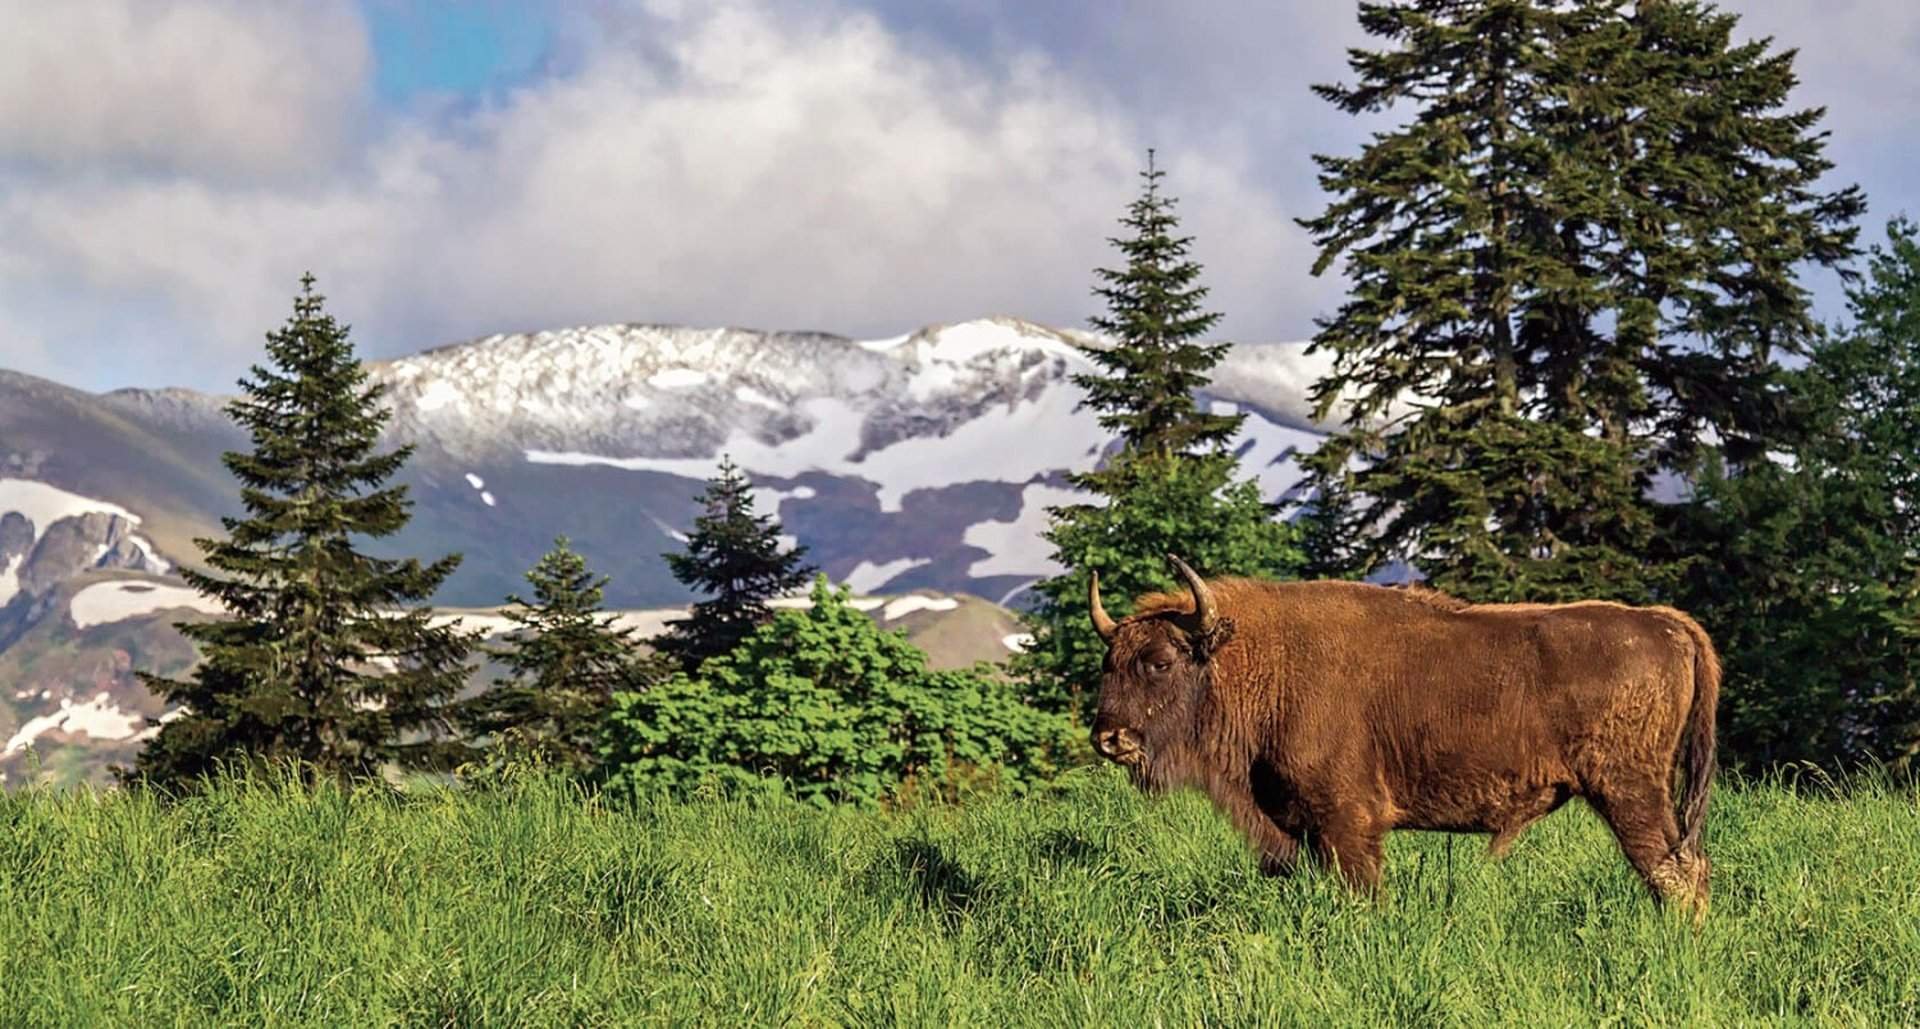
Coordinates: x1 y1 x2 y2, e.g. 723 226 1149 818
1148 657 1174 674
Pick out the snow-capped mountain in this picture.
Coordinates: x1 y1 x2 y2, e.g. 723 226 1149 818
82 316 1330 605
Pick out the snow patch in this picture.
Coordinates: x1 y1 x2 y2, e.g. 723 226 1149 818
857 333 911 352
768 594 885 612
734 385 783 410
1002 633 1034 653
416 379 463 413
481 491 496 507
844 558 928 593
1228 412 1322 505
751 485 816 518
69 581 225 629
528 388 1104 514
0 554 19 607
882 595 960 621
649 368 710 389
130 707 188 743
4 693 147 754
963 484 1087 579
650 516 690 543
428 612 522 636
0 478 144 532
0 478 168 576
465 473 485 490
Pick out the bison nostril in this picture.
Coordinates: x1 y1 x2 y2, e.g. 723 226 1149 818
1093 728 1137 759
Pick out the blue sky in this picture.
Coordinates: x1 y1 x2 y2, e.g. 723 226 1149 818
2 0 1914 394
361 1 556 108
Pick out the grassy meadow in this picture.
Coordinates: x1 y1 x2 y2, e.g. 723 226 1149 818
2 770 1916 1026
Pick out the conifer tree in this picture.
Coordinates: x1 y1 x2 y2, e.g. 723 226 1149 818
1679 219 1920 771
123 275 473 789
1300 0 1863 602
459 537 664 775
1020 152 1304 720
654 456 815 672
1075 148 1242 467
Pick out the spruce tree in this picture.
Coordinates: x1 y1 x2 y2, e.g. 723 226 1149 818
1679 219 1920 771
1075 148 1242 466
654 456 815 672
459 537 664 775
1299 0 1863 602
123 275 473 789
1020 152 1305 721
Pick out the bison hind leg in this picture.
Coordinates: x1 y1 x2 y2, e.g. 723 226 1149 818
1486 785 1573 859
1587 775 1708 921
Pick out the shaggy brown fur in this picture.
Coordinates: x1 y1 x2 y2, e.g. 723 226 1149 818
1089 576 1719 919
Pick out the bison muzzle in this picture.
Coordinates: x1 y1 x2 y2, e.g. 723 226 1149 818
1088 556 1718 919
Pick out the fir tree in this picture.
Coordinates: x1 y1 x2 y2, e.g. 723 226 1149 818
459 537 665 775
1020 153 1305 722
654 456 815 672
1300 0 1863 602
1678 219 1920 771
1076 149 1242 466
123 275 473 789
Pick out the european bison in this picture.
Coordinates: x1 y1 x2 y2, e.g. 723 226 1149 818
1088 556 1718 918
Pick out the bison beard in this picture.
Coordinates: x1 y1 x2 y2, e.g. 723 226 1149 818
1088 556 1718 921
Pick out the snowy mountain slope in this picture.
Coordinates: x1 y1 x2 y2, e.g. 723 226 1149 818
6 318 1331 608
358 317 1330 601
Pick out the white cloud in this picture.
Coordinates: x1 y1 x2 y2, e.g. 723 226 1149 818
2 0 1901 396
0 0 369 178
0 0 1318 392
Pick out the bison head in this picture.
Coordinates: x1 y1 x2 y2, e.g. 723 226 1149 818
1087 554 1236 792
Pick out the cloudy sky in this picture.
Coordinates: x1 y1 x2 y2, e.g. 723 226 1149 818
3 0 1914 394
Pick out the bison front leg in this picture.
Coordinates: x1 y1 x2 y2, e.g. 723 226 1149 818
1255 824 1302 877
1311 817 1387 896
1215 790 1303 878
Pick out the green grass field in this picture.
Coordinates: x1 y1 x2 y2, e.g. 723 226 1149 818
2 771 1916 1027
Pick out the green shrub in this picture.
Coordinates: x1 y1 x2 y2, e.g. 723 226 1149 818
603 577 1065 806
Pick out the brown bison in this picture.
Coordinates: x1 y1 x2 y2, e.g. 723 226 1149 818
1088 556 1718 917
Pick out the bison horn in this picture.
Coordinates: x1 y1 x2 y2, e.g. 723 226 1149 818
1088 570 1118 641
1167 554 1218 632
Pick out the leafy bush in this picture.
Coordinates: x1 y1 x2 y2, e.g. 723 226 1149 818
603 577 1065 806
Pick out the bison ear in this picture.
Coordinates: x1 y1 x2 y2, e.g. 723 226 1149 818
1191 616 1236 660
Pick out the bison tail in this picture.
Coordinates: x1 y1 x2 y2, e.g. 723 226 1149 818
1675 616 1721 859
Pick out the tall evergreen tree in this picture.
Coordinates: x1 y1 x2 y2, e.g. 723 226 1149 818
124 276 473 789
654 456 815 672
459 537 664 775
1075 148 1243 466
1299 0 1863 602
1679 219 1920 771
1020 152 1305 721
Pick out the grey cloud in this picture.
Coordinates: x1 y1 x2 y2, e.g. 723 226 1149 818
0 0 369 180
